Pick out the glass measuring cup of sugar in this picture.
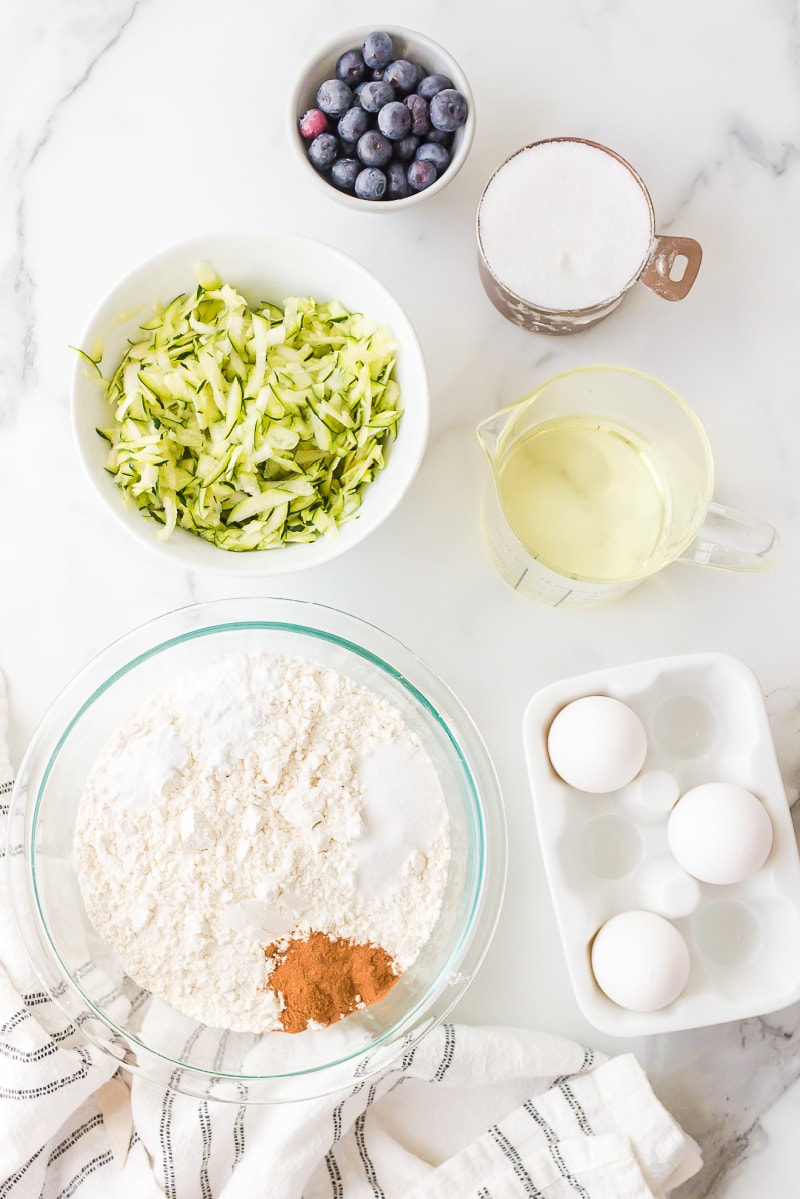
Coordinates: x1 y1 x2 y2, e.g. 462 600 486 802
476 366 781 608
477 138 702 334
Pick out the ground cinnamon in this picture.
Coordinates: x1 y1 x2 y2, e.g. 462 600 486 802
264 931 399 1033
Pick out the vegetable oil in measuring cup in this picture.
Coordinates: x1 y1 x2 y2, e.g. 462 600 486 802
496 417 668 582
478 366 780 608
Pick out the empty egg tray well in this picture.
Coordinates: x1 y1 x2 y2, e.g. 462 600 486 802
523 651 800 1035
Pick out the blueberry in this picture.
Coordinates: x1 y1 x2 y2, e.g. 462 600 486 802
336 48 368 86
370 67 386 81
383 59 420 96
416 141 450 174
394 134 420 162
377 100 412 140
356 129 393 167
355 166 387 200
362 31 394 71
331 157 360 192
316 78 353 118
298 108 328 140
359 80 395 112
417 73 453 101
338 106 369 143
426 129 453 145
403 94 430 136
429 88 468 131
308 132 338 171
407 159 437 191
386 160 412 200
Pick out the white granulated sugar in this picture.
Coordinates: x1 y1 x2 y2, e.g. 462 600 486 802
74 652 450 1034
479 140 653 310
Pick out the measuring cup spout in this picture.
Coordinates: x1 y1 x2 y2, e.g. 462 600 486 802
476 408 513 467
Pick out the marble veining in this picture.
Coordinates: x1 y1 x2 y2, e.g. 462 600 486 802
3 0 800 1194
1 0 145 418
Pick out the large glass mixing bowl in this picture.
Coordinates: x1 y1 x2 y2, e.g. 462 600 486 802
7 598 506 1102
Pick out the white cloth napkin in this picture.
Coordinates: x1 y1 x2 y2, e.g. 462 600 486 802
0 668 702 1198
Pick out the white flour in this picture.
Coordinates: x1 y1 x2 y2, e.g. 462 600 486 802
74 652 450 1033
479 140 653 310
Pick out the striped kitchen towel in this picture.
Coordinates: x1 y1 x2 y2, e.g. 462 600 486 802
0 668 702 1198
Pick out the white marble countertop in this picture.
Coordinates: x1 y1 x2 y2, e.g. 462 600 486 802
3 0 800 1193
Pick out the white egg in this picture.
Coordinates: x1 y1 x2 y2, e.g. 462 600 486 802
591 910 691 1011
547 695 647 793
667 782 773 885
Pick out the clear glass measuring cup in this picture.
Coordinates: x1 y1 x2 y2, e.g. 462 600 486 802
476 366 781 608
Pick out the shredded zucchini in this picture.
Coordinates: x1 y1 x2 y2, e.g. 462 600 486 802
91 269 403 550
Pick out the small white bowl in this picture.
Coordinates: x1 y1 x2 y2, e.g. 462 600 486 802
288 25 475 212
71 231 429 576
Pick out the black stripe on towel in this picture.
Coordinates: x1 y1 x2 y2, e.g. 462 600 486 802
0 1046 92 1100
331 1030 418 1154
0 1143 46 1199
330 1050 376 1146
488 1124 545 1199
558 1080 594 1137
524 1100 591 1198
129 988 151 1016
354 1084 385 1199
331 1093 346 1146
0 1037 58 1064
0 1111 105 1198
198 1101 213 1199
432 1023 456 1082
400 1039 419 1073
552 1046 595 1087
0 1004 74 1045
94 985 124 1010
160 1026 203 1199
159 1076 179 1198
232 1087 247 1169
55 1150 115 1199
45 1022 77 1045
550 1046 596 1138
72 961 99 983
324 1150 344 1199
384 1032 421 1097
194 1029 229 1199
22 991 54 1008
47 1114 105 1166
0 1008 33 1036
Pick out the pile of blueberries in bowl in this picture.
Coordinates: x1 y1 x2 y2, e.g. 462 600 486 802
291 27 474 208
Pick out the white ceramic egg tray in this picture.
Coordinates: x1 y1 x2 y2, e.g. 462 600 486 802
523 652 800 1036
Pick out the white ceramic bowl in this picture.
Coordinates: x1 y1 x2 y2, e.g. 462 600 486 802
288 26 475 212
71 231 429 575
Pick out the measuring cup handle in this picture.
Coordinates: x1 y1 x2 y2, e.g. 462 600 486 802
678 501 782 572
640 235 703 301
